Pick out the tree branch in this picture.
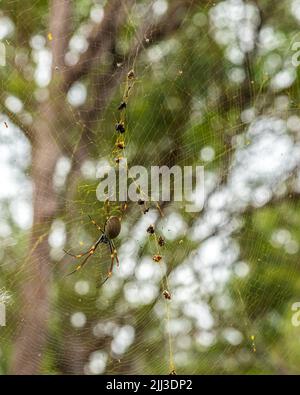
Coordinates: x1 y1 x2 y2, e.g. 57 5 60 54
0 99 35 142
50 0 73 70
63 0 134 91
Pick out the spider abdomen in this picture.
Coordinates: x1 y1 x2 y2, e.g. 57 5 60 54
104 216 121 239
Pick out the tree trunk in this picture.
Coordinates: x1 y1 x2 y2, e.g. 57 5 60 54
10 102 61 374
10 0 71 373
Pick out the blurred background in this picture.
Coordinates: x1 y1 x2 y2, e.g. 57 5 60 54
1 0 300 375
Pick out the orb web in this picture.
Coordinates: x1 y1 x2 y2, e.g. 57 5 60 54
1 0 300 375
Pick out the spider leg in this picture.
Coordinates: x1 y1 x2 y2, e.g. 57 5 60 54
63 236 102 258
108 240 116 276
66 237 103 276
105 199 110 217
97 273 111 287
120 202 127 219
97 240 117 287
63 248 91 259
67 252 94 276
111 240 119 267
88 215 104 233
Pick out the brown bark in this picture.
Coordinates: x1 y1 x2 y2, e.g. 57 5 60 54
11 102 61 374
10 0 71 374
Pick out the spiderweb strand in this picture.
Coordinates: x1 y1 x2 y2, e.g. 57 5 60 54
111 67 174 373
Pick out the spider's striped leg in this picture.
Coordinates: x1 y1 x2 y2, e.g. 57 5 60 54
88 215 104 233
63 232 106 259
97 240 117 287
66 237 103 276
105 199 110 217
63 237 101 258
97 276 110 287
67 252 94 276
111 240 119 267
120 202 128 219
63 248 91 259
107 240 116 276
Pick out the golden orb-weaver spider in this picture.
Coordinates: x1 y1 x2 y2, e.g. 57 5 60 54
64 215 121 285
